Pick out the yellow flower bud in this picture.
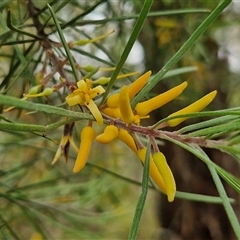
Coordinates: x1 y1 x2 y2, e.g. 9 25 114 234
93 77 111 85
23 87 55 98
119 85 134 124
117 129 137 154
137 148 166 193
73 126 95 173
28 84 42 95
127 70 151 99
153 152 176 202
135 81 188 117
167 90 217 127
95 125 118 144
81 65 96 72
74 30 115 46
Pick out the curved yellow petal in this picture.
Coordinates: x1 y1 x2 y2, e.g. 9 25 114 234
167 90 217 127
153 152 176 202
52 135 69 165
117 129 137 154
89 85 105 98
119 86 134 124
73 126 95 173
95 125 118 144
137 148 166 193
65 93 83 106
135 81 188 117
86 99 103 125
77 79 87 91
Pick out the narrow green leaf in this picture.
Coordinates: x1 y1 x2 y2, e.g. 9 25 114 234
208 165 240 239
61 0 107 29
0 214 20 240
47 4 79 82
188 121 240 138
68 9 210 26
152 108 240 129
0 94 93 121
128 142 151 240
6 9 40 39
178 115 239 134
101 0 153 104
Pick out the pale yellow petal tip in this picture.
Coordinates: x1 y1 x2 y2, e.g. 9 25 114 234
211 90 217 98
51 150 61 165
167 189 176 202
73 167 82 173
182 81 188 88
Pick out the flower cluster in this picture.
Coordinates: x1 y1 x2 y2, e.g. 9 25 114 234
53 71 217 202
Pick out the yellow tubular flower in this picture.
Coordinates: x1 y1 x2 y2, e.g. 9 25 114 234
117 129 138 154
137 148 166 193
167 90 217 127
73 126 95 173
153 152 176 202
65 79 105 125
135 81 188 117
106 71 151 108
119 86 134 123
95 125 118 144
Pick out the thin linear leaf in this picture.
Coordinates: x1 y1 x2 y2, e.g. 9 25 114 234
0 214 21 240
0 94 93 121
128 142 151 240
6 9 40 39
61 0 107 29
66 9 210 26
47 4 79 82
208 163 240 239
101 0 153 104
188 121 240 138
178 115 240 134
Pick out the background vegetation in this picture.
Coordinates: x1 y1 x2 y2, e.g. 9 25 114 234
0 0 239 239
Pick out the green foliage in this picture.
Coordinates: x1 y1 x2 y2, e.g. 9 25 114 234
0 0 239 239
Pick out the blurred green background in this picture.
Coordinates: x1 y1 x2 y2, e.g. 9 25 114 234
0 1 239 239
